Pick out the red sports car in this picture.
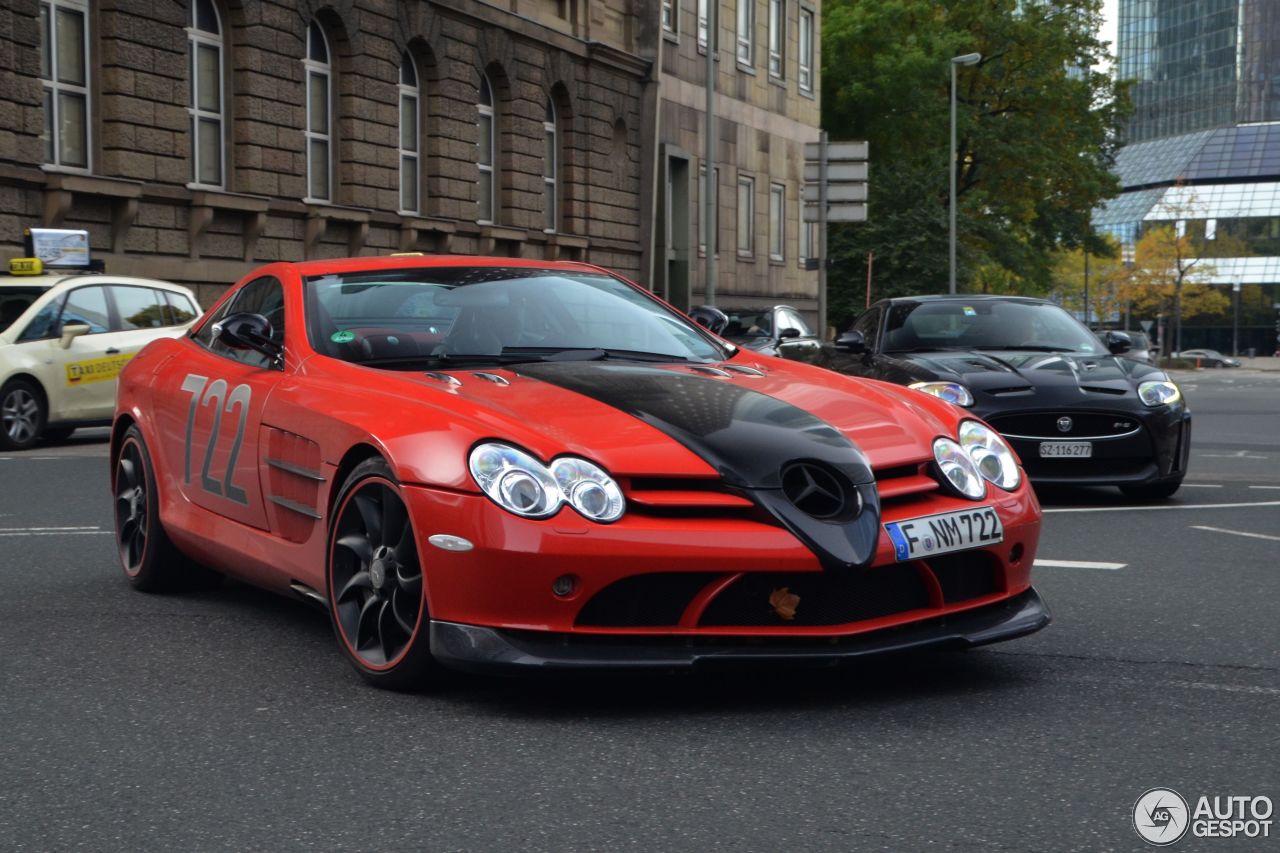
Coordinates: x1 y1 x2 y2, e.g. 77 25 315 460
111 256 1048 688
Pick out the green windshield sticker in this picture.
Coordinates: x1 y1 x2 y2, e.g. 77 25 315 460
962 306 976 317
330 330 356 344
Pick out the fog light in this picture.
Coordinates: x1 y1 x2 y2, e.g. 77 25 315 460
552 575 577 597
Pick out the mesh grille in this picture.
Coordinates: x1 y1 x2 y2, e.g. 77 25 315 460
698 565 929 627
576 573 722 627
987 411 1142 439
924 550 1002 604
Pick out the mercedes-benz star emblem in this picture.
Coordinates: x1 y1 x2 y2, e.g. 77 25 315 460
780 463 854 520
1056 416 1073 433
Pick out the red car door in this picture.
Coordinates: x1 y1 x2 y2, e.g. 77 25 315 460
152 276 289 531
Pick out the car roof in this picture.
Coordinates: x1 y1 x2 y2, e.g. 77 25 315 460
0 273 197 297
287 255 610 279
879 294 1053 306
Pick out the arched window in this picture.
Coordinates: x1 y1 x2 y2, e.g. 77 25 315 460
304 22 332 202
543 98 558 233
477 73 496 224
188 0 224 187
399 54 420 214
39 0 91 170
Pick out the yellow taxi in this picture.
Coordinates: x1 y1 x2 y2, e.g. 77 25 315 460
1 236 201 450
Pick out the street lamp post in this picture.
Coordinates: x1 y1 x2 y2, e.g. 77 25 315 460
949 52 981 295
1232 278 1241 357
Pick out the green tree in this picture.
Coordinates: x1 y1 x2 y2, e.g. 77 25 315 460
822 0 1128 327
1048 234 1129 325
1120 224 1229 355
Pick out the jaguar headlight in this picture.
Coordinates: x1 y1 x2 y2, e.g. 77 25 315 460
959 420 1021 491
909 381 974 407
932 437 987 500
468 443 625 522
1138 380 1182 407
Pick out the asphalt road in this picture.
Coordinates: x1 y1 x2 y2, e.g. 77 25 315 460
1 370 1277 852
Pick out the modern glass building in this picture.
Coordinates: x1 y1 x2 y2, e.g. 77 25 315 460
1097 0 1280 352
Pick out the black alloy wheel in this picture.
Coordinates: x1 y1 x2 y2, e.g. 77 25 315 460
328 457 439 689
0 379 46 451
113 425 219 591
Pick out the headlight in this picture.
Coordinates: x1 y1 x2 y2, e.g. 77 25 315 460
909 381 974 407
468 442 625 522
959 420 1021 491
1137 380 1181 407
932 437 987 500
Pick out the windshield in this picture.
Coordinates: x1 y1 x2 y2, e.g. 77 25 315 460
0 287 49 334
305 267 727 366
882 300 1103 355
720 310 773 340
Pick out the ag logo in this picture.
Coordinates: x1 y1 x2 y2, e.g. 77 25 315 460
1134 788 1189 846
1056 416 1073 433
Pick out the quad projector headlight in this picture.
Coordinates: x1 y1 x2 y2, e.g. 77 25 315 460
909 381 974 407
469 442 626 522
1137 380 1181 407
932 420 1022 499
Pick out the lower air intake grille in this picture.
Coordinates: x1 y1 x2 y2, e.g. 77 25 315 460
576 573 722 627
925 551 1001 604
698 566 929 627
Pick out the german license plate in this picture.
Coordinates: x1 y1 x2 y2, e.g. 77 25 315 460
1039 442 1092 458
884 506 1003 562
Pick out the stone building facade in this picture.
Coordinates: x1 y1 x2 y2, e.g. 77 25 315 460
0 0 820 315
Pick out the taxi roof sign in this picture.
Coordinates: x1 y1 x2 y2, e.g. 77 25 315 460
8 258 42 275
24 227 91 268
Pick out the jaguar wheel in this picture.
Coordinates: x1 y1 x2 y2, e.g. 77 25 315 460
0 379 45 451
114 425 220 591
328 457 439 690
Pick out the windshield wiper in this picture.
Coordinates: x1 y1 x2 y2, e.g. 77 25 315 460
496 347 696 363
883 346 967 354
973 344 1077 353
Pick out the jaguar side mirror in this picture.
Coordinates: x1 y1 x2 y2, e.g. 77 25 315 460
834 330 867 354
778 327 802 340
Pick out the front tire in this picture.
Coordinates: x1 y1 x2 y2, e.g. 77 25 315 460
1119 479 1182 501
114 425 220 591
327 457 440 690
0 379 46 451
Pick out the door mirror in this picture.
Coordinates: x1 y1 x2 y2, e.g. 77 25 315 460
690 305 729 335
213 312 283 365
834 330 867 354
778 327 802 341
58 323 91 349
1103 330 1132 354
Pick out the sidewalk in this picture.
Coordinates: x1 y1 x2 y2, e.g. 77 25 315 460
1171 356 1280 372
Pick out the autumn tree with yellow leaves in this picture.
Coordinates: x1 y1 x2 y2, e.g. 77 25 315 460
1119 224 1230 356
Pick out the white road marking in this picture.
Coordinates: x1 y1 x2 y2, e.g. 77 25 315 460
1044 500 1280 514
0 525 109 537
1033 559 1127 570
1180 483 1223 488
1198 451 1268 460
1190 525 1280 543
1248 485 1280 490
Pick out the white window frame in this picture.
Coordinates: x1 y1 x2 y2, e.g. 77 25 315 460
737 175 755 256
736 0 754 67
798 6 814 93
303 22 333 203
768 0 785 79
40 0 91 172
477 73 496 225
398 53 420 215
662 0 677 34
769 182 785 261
543 98 558 233
697 0 710 49
187 0 225 189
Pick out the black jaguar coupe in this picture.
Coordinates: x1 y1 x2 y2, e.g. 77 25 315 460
821 296 1190 499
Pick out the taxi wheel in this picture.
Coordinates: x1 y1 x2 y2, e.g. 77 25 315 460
114 425 220 591
0 379 46 452
327 457 441 690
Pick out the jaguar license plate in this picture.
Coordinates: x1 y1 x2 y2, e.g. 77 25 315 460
884 506 1003 562
1039 442 1092 458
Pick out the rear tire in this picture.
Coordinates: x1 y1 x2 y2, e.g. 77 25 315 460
1119 479 1182 501
327 457 441 690
0 379 46 451
114 425 221 591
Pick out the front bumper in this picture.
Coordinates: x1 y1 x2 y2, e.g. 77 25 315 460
428 587 1051 672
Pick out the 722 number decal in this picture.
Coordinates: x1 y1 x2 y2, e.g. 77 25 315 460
180 373 252 505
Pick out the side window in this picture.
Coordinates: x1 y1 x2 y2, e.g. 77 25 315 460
851 308 882 350
59 286 110 333
17 298 63 342
165 291 200 325
777 308 812 337
110 285 169 330
204 276 286 368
